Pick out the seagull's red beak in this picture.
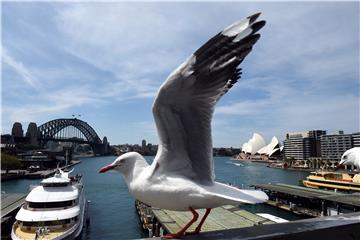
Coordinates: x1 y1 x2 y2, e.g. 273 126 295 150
99 165 115 173
334 163 343 171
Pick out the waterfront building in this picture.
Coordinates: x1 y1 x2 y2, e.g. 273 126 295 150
284 130 326 160
320 131 353 161
352 132 360 148
142 139 147 149
256 136 283 160
238 134 283 160
308 130 327 156
17 151 65 170
241 133 266 155
257 137 279 155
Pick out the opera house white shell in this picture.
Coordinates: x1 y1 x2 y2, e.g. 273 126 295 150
257 136 280 156
241 133 266 155
241 134 283 158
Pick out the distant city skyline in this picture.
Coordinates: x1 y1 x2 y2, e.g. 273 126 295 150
2 2 359 147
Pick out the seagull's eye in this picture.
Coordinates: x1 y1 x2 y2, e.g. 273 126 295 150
343 155 348 159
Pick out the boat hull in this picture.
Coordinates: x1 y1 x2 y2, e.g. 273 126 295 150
11 171 87 240
11 199 86 240
303 179 360 192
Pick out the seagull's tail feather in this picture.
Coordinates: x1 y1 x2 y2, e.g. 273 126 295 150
207 182 268 204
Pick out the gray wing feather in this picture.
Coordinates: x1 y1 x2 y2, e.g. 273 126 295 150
151 13 266 185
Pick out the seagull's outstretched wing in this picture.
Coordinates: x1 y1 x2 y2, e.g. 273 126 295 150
151 13 265 185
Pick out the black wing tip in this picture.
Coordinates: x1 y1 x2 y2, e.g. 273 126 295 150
251 20 266 34
248 12 262 23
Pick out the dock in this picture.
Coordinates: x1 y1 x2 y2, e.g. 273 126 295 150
136 197 360 240
255 183 360 217
144 211 360 240
135 201 274 237
1 160 81 181
1 193 27 236
1 193 27 221
25 160 81 179
0 170 27 181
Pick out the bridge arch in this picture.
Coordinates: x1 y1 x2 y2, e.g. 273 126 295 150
38 118 102 144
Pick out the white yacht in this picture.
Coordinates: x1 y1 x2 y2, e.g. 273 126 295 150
11 168 87 240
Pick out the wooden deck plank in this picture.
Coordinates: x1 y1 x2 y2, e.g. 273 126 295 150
233 210 273 225
152 209 180 233
1 193 27 219
152 205 275 234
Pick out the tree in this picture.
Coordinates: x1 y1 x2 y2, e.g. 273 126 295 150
1 153 22 171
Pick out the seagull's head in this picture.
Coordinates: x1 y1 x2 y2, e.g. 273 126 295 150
335 147 360 171
339 148 357 167
99 152 141 175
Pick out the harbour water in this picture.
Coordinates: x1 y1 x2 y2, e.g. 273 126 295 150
1 156 309 239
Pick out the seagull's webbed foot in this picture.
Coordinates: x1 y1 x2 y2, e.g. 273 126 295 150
184 208 211 236
162 207 199 239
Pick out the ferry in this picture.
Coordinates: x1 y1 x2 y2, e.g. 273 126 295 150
302 171 360 192
11 168 87 240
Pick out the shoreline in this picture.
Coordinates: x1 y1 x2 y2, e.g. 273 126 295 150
1 160 81 181
232 157 347 173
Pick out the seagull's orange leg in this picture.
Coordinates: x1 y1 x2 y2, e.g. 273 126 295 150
185 208 211 235
162 207 199 239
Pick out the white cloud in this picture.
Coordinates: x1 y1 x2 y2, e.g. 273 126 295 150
2 2 358 146
54 3 196 93
2 48 42 89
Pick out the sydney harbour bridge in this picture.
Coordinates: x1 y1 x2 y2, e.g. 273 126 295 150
7 118 110 155
36 118 108 155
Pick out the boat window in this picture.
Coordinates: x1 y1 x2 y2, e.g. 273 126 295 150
28 200 74 209
324 173 342 180
42 182 69 187
22 217 77 227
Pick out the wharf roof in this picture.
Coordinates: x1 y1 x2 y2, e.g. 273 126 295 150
317 194 360 207
255 183 360 207
255 183 335 199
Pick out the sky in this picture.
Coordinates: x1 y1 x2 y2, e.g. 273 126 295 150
1 2 359 147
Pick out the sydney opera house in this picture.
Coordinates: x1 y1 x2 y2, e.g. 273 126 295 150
239 133 283 160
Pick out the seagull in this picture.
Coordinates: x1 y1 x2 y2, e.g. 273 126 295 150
100 13 268 239
339 147 360 169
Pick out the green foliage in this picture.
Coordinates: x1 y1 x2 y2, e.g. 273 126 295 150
1 153 22 170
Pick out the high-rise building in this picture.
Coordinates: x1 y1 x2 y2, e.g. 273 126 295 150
308 130 327 157
320 131 353 161
142 139 147 149
352 132 360 147
284 130 326 160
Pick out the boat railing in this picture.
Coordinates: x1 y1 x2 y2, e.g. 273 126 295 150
324 177 352 182
70 174 82 183
29 184 40 191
